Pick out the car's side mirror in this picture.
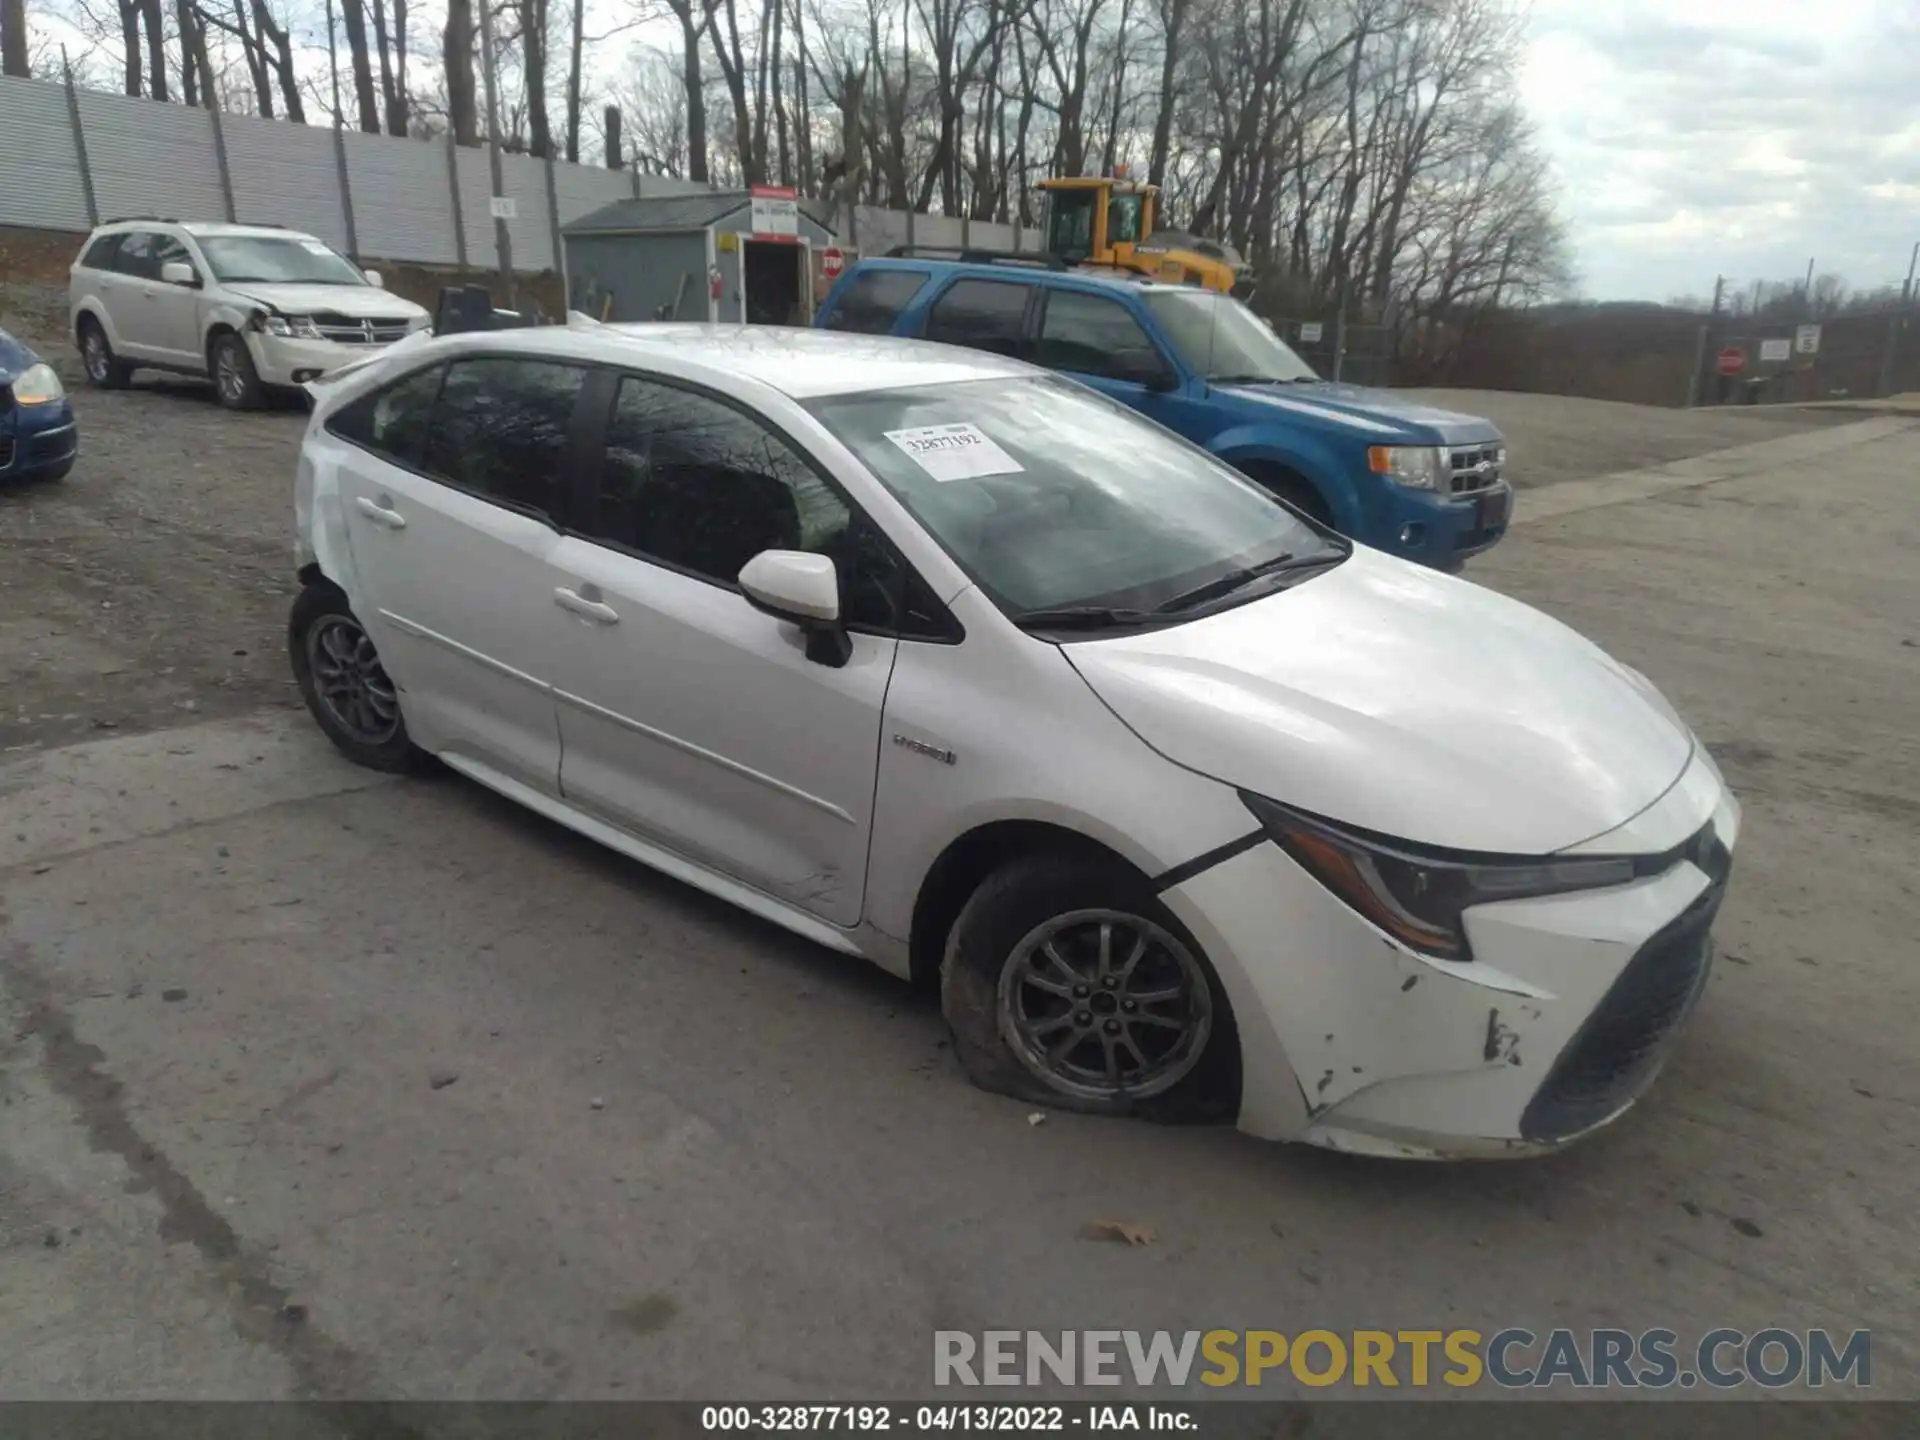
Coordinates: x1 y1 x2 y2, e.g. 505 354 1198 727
363 269 386 289
739 550 851 667
160 261 199 287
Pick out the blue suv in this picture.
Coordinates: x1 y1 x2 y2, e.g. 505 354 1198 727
815 254 1512 568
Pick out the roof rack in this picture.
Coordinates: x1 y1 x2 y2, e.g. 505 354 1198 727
884 244 1068 272
101 215 177 225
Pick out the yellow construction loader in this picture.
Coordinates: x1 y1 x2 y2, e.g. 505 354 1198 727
1037 171 1252 294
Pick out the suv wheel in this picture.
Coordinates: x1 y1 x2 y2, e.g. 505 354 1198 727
941 854 1239 1122
211 332 265 411
289 582 431 773
78 318 130 389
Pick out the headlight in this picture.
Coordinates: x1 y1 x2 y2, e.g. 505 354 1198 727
406 313 431 332
260 315 323 340
1366 445 1447 490
13 362 65 405
1241 792 1639 961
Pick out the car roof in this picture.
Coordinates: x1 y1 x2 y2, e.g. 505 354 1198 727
850 254 1180 297
434 323 1040 401
92 219 320 243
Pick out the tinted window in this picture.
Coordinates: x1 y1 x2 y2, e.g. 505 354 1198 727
822 269 929 335
592 376 902 630
112 232 160 280
422 358 587 520
923 279 1030 358
327 365 445 467
1036 291 1169 384
80 234 123 270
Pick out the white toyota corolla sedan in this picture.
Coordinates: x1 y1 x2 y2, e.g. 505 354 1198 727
291 323 1738 1160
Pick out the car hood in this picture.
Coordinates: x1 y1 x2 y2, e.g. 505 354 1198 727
0 327 41 382
222 283 427 321
1065 548 1694 854
1212 380 1501 446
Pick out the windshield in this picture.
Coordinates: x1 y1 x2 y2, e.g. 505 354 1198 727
198 235 366 285
1046 192 1098 261
1142 290 1318 383
805 375 1334 621
1109 194 1143 244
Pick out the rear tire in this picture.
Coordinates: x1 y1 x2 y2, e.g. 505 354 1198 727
941 854 1240 1123
77 318 130 390
289 582 432 774
210 332 266 411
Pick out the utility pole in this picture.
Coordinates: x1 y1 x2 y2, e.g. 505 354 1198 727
327 0 343 124
477 0 516 307
1904 241 1918 308
1802 255 1815 315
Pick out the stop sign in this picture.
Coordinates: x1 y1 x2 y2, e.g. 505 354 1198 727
822 246 847 279
1716 346 1746 377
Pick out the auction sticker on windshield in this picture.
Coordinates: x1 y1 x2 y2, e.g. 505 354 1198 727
886 423 1023 481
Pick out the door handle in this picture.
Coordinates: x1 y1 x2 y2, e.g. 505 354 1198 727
554 587 619 625
354 496 407 530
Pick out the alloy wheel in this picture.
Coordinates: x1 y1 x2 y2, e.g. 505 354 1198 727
306 614 400 744
215 344 245 403
997 908 1214 1101
84 331 109 381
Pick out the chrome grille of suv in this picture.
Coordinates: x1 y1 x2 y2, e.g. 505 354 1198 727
310 313 412 345
1448 444 1503 494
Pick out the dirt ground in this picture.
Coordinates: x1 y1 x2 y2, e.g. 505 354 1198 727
1 301 1916 1410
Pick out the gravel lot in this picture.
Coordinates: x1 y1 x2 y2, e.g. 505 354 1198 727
2 330 1916 1410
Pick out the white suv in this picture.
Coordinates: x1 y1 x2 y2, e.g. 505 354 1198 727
291 323 1739 1161
69 219 430 410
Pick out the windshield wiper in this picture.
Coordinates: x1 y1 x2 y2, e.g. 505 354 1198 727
1210 373 1314 385
1011 604 1158 631
1153 549 1345 614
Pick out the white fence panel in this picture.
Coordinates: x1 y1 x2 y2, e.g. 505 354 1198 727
504 151 556 270
970 220 1016 251
338 130 458 265
854 205 908 254
915 213 965 249
75 90 225 223
224 113 349 249
0 77 92 232
456 146 555 273
552 160 632 226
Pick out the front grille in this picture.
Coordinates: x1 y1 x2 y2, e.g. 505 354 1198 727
1448 444 1504 494
1520 832 1729 1142
310 313 412 345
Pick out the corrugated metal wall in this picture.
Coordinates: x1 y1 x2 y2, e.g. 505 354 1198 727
0 76 1031 279
341 128 460 266
0 76 91 231
224 111 350 250
75 89 227 223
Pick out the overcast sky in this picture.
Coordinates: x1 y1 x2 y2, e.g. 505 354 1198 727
1521 0 1920 302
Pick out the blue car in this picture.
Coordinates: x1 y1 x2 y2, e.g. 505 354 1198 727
0 329 78 483
815 254 1512 569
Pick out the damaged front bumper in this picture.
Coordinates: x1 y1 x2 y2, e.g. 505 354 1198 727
1159 749 1740 1159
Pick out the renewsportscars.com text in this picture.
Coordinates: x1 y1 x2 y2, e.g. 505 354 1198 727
933 1328 1871 1390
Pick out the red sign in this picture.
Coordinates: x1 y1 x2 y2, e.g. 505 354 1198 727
1716 346 1747 377
821 246 847 279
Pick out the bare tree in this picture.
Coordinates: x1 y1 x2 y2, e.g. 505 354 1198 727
2 0 30 77
444 0 478 142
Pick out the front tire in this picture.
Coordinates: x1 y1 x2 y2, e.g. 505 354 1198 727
289 582 430 773
211 332 266 411
78 318 130 389
941 855 1240 1122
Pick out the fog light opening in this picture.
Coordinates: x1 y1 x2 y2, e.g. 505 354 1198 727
1400 522 1426 547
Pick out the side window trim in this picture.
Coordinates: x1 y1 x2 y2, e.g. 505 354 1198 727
577 365 961 643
